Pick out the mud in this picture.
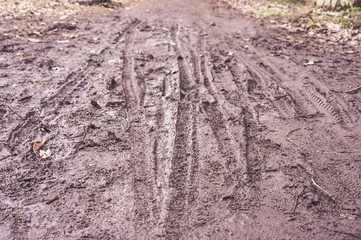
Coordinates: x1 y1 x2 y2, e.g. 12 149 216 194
1 0 361 239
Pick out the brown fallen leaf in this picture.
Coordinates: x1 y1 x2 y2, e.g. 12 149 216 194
33 139 45 151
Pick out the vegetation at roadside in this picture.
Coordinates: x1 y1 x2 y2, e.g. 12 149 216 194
222 0 361 30
0 0 129 19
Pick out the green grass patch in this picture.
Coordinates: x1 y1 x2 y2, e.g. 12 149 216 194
270 0 305 6
350 7 361 13
336 16 352 28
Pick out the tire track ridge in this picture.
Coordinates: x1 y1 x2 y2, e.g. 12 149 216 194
42 20 137 109
204 37 264 213
171 26 196 95
239 40 353 123
155 73 178 237
257 57 350 123
200 53 245 173
237 54 301 118
165 99 192 239
122 27 139 109
165 30 198 238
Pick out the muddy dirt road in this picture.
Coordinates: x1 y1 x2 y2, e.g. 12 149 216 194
1 0 361 239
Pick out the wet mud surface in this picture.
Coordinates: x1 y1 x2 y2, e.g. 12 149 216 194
1 0 361 239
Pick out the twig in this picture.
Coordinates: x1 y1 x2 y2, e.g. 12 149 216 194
311 178 336 201
344 85 361 94
0 155 12 161
198 102 206 113
81 125 88 140
46 195 59 205
125 110 131 132
32 146 40 159
334 230 361 240
292 186 307 213
222 190 235 200
7 105 24 120
298 226 306 232
286 128 301 146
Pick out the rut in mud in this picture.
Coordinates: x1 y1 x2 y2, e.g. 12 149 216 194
0 0 361 239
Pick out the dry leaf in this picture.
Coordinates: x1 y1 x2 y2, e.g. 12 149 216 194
32 31 41 36
62 33 77 39
304 60 314 66
40 108 46 117
39 149 51 159
16 52 26 56
33 139 45 151
28 38 42 43
113 0 129 3
57 40 70 44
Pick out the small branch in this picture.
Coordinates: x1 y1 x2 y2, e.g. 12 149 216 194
286 128 301 146
125 110 131 132
292 186 307 213
81 125 88 141
344 85 361 94
311 178 336 201
7 105 24 120
46 195 59 205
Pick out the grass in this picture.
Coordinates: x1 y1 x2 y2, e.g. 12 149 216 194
307 16 315 27
350 7 361 13
270 0 305 6
335 15 353 28
259 6 287 17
